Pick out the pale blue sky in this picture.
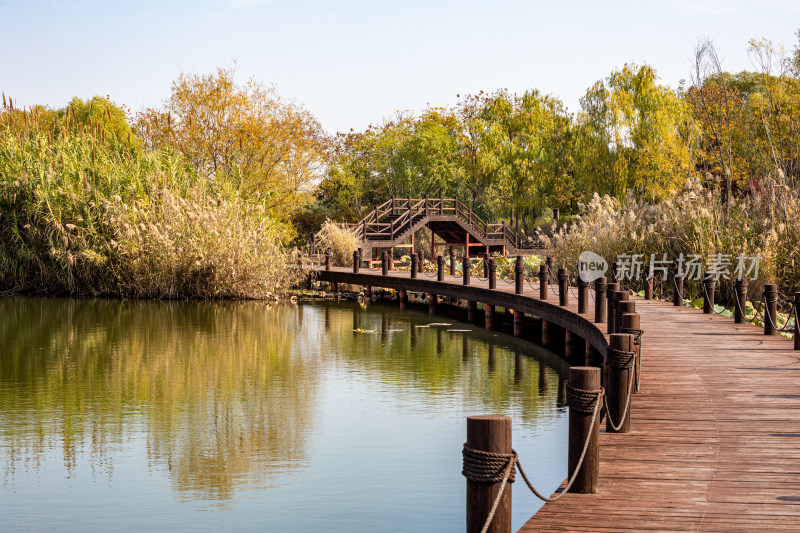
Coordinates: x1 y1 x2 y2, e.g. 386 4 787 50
1 0 799 133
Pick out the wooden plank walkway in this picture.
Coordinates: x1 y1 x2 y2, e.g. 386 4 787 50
316 265 800 530
521 296 800 532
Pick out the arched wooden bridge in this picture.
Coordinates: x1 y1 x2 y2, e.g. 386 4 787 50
340 197 528 261
313 259 800 532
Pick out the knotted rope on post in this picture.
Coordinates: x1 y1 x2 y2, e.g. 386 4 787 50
463 385 604 533
462 445 517 484
618 327 643 346
605 346 635 369
566 383 604 413
603 346 636 431
618 326 644 392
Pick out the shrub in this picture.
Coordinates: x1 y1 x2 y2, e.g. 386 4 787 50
312 220 362 266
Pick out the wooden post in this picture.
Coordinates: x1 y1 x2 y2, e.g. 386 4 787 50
515 255 524 295
428 294 437 315
794 292 800 350
764 284 778 336
485 304 494 330
577 264 588 314
606 282 619 333
541 319 550 349
325 249 331 271
613 290 629 334
398 290 408 311
332 281 338 293
735 278 748 324
465 416 512 533
567 367 601 493
513 310 523 337
539 264 548 300
606 333 634 434
467 300 477 322
565 330 586 363
381 251 388 276
673 270 684 306
594 277 607 323
364 285 372 298
450 250 457 276
558 268 569 306
621 312 642 393
437 255 445 282
703 275 716 314
488 259 496 289
410 253 418 279
618 301 635 319
644 264 654 300
463 257 471 286
353 251 360 274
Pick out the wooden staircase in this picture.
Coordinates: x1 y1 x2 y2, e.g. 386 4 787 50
341 197 523 259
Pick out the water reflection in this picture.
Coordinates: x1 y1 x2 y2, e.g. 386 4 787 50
0 298 318 501
318 301 569 424
0 297 569 530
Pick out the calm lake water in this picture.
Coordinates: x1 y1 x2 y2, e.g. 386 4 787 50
0 297 569 532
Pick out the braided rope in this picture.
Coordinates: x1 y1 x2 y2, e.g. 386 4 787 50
763 297 795 332
733 290 759 323
549 280 561 298
566 383 603 413
462 445 517 484
701 280 727 315
566 277 580 300
618 327 643 346
603 360 635 432
606 347 635 369
463 383 603 533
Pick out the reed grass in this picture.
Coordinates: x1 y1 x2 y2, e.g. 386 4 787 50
0 103 299 298
541 178 800 304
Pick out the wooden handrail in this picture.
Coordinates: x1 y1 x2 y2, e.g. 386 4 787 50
350 197 520 250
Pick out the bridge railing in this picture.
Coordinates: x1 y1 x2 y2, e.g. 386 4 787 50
352 197 521 248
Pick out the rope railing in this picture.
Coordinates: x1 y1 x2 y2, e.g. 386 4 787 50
462 386 603 533
763 297 796 333
603 347 636 432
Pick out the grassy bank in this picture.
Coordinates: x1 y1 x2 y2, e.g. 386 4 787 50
0 103 298 299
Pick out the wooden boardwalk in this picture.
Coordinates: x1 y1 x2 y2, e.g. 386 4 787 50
314 265 800 531
522 296 800 532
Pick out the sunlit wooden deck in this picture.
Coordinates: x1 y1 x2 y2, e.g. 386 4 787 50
521 296 800 532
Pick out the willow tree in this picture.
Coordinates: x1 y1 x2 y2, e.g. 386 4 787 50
137 66 330 219
578 63 695 201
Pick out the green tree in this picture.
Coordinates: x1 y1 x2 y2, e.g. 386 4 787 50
577 63 694 201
